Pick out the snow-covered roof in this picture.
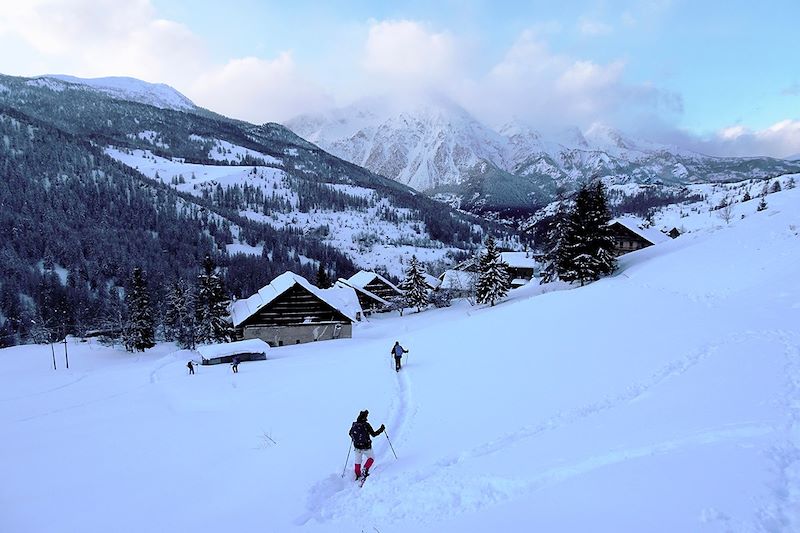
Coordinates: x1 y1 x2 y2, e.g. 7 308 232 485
230 271 358 327
422 273 442 289
196 339 270 360
334 279 390 306
320 284 363 320
347 270 401 294
610 218 671 245
498 252 538 269
439 269 476 290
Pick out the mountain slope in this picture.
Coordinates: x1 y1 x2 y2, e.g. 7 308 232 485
37 74 196 110
286 97 800 216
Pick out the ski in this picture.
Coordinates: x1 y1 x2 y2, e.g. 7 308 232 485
358 472 369 487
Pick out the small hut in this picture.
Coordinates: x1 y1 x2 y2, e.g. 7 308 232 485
197 338 270 366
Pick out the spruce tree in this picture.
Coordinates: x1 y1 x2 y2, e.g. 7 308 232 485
558 182 617 286
399 256 429 312
757 197 768 211
124 268 155 352
770 180 782 193
476 236 510 306
540 199 570 284
787 177 796 189
194 255 233 345
164 279 195 348
316 262 331 289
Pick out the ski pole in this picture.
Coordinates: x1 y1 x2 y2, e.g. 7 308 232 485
341 441 352 478
384 430 398 460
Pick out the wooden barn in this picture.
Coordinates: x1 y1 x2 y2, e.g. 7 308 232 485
196 339 269 366
608 219 671 256
346 271 403 301
230 272 358 347
334 278 389 315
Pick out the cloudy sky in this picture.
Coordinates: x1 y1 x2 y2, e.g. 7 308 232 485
0 0 798 157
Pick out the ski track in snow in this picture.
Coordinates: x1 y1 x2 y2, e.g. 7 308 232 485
296 352 416 528
753 329 800 532
303 329 800 527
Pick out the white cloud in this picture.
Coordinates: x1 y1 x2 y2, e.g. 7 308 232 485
578 17 613 37
710 120 800 158
191 54 332 123
459 30 680 130
0 0 328 122
362 20 461 90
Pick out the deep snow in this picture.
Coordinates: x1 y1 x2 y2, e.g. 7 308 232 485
2 188 800 532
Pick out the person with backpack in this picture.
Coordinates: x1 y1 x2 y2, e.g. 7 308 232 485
187 361 195 375
231 356 239 373
348 410 385 480
390 341 408 372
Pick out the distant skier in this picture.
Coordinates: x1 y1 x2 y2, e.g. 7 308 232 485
231 356 239 373
348 410 385 481
187 361 195 375
390 341 408 372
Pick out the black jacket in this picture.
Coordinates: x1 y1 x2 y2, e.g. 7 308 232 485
350 421 384 450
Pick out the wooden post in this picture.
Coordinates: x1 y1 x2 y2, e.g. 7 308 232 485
63 338 69 369
50 342 57 370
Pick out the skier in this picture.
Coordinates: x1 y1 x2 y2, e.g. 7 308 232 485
348 410 385 481
187 361 195 375
390 341 408 372
231 356 239 373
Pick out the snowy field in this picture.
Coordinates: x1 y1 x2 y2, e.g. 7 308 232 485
2 188 800 532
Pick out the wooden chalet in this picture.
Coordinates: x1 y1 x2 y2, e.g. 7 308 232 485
346 271 403 301
230 272 357 347
448 251 539 288
608 219 671 256
334 278 389 315
196 339 269 366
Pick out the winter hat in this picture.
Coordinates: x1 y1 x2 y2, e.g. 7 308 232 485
358 410 369 422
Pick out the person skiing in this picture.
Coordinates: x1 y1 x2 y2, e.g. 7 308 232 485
390 341 408 372
348 410 385 480
187 361 195 375
231 356 239 373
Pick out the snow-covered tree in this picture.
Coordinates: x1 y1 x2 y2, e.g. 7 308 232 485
476 236 510 306
164 279 195 349
194 255 233 345
399 256 429 312
770 180 782 193
558 182 617 286
540 198 570 284
787 177 796 189
757 197 768 212
124 268 155 352
742 190 752 202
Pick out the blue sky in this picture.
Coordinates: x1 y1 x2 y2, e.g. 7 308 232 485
1 0 798 156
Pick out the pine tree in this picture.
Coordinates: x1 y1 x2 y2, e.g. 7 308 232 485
124 268 155 352
770 180 782 193
194 255 233 345
757 197 768 211
558 182 617 286
540 199 570 284
476 236 510 306
399 256 429 312
316 262 331 289
164 279 195 348
742 190 752 202
787 177 796 189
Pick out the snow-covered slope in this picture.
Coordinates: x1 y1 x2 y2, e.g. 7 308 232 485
3 187 800 532
37 75 195 110
286 98 800 214
288 95 509 192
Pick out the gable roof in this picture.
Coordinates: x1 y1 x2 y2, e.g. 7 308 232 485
610 218 671 245
422 272 442 289
439 269 476 290
320 284 364 320
347 270 401 294
230 271 357 327
334 279 390 306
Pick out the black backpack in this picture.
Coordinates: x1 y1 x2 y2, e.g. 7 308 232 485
349 421 370 448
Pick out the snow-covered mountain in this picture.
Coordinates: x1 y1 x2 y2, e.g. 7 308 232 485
286 97 800 215
33 74 196 110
